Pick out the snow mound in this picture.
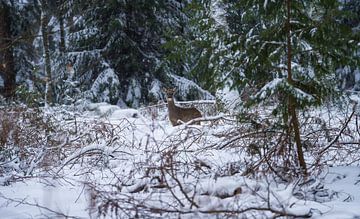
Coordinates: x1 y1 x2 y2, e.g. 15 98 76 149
86 102 120 117
85 102 143 119
111 108 140 120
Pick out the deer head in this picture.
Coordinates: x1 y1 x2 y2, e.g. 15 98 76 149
164 88 176 100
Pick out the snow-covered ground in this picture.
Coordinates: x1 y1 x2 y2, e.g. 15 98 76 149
0 102 359 218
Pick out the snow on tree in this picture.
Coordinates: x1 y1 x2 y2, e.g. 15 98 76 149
91 64 120 105
189 0 359 175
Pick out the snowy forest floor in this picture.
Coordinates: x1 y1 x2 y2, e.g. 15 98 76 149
0 101 360 218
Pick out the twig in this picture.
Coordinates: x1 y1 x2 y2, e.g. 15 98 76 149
0 194 85 219
134 203 312 218
318 104 357 156
184 114 237 126
168 155 199 208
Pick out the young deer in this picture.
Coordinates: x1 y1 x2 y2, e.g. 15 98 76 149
164 88 202 126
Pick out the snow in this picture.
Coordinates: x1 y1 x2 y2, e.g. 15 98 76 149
170 74 214 100
91 66 120 103
149 79 162 101
264 0 268 9
216 85 241 112
355 68 360 82
126 78 142 108
210 0 227 28
314 166 360 219
111 108 141 120
0 178 89 219
254 77 315 103
3 166 359 218
255 78 284 99
1 102 360 218
86 102 120 117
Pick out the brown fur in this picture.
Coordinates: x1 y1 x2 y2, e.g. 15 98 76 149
164 88 202 126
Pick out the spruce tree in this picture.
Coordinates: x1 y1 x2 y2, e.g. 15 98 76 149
202 0 359 175
163 0 229 93
61 0 186 106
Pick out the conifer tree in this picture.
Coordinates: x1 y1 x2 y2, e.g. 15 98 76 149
62 0 186 106
163 0 228 93
200 0 359 175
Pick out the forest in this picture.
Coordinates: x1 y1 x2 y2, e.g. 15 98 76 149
0 0 360 218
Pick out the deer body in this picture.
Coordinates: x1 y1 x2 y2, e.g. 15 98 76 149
164 89 202 126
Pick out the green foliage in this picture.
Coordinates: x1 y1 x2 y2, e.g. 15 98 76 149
3 0 358 107
205 0 359 112
15 85 43 107
185 86 202 101
162 0 222 93
63 0 187 105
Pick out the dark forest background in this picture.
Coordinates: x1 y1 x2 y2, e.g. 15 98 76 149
0 0 359 108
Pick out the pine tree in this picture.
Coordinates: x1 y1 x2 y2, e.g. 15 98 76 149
163 0 229 94
200 0 359 175
61 0 186 107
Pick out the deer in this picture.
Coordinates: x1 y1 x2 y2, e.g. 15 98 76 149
163 88 202 126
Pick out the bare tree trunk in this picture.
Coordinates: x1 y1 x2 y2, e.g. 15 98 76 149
286 0 307 175
40 0 53 105
0 2 16 98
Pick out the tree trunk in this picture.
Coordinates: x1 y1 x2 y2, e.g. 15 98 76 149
0 3 16 98
59 16 66 53
286 0 307 175
40 1 53 105
58 0 66 54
